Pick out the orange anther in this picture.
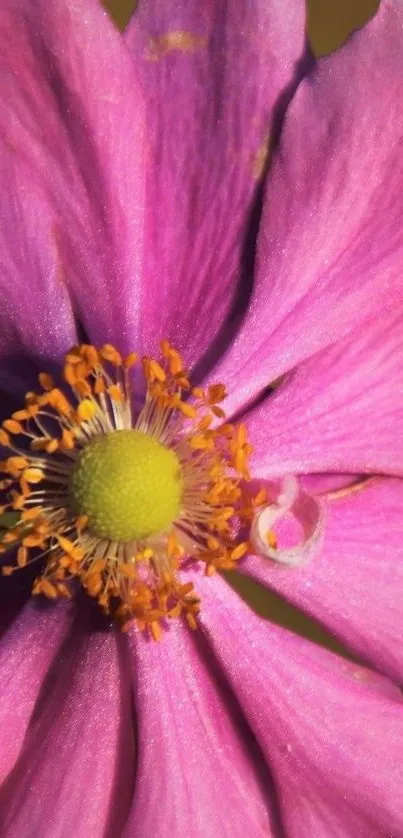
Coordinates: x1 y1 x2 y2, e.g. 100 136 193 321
197 415 212 431
38 372 54 391
176 400 197 419
75 380 92 398
211 406 226 419
186 612 198 630
230 542 249 561
57 535 84 561
65 347 81 364
125 352 138 369
23 468 44 484
189 434 212 451
108 385 123 402
21 508 43 521
266 530 278 549
144 358 166 383
150 620 162 641
80 345 99 366
11 493 26 510
63 364 77 387
94 377 106 395
100 344 122 366
0 430 10 447
3 419 23 435
236 423 247 446
56 583 72 598
12 410 30 422
2 530 20 544
75 514 88 533
6 456 28 474
207 384 227 404
47 389 72 417
61 429 75 450
85 576 103 597
39 578 58 599
253 488 267 506
85 559 106 578
17 546 28 567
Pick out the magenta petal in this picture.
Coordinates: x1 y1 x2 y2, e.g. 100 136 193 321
126 0 307 368
0 628 134 838
0 603 72 783
242 477 403 683
0 153 78 397
0 0 145 357
124 622 278 837
247 310 403 478
196 573 403 836
211 1 403 413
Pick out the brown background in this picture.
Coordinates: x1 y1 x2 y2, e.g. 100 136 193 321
102 0 379 54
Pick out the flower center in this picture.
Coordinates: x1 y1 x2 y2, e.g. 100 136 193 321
0 341 258 637
69 429 183 542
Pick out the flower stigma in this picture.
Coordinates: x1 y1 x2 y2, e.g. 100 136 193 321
70 430 183 542
0 342 263 638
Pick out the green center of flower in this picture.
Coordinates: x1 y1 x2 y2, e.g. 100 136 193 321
69 430 183 542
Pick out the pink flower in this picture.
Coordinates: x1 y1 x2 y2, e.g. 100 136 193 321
0 0 402 836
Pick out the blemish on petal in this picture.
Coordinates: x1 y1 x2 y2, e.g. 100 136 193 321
251 134 271 180
146 31 207 61
324 475 380 502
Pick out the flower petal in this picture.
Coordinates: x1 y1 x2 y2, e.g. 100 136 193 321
242 476 403 684
0 602 72 783
124 622 279 837
197 572 403 836
211 1 403 413
0 0 145 366
247 310 403 478
0 625 134 838
0 151 78 397
126 0 308 369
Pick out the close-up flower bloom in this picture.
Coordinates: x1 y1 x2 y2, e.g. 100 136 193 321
0 0 402 835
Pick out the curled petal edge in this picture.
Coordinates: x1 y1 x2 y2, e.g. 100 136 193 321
250 476 325 567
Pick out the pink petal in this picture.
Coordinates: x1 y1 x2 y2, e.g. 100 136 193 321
0 151 78 397
242 476 403 683
126 0 308 369
211 1 403 415
246 309 403 478
123 622 279 837
196 572 403 836
0 0 145 365
0 625 134 838
0 602 72 783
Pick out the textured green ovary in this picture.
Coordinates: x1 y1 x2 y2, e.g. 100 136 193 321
69 429 183 542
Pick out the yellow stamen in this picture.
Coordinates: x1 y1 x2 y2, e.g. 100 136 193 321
23 468 44 484
77 399 96 421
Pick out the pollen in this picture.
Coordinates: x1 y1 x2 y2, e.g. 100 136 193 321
0 342 259 638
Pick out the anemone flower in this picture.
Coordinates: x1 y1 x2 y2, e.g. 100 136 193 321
0 0 402 836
